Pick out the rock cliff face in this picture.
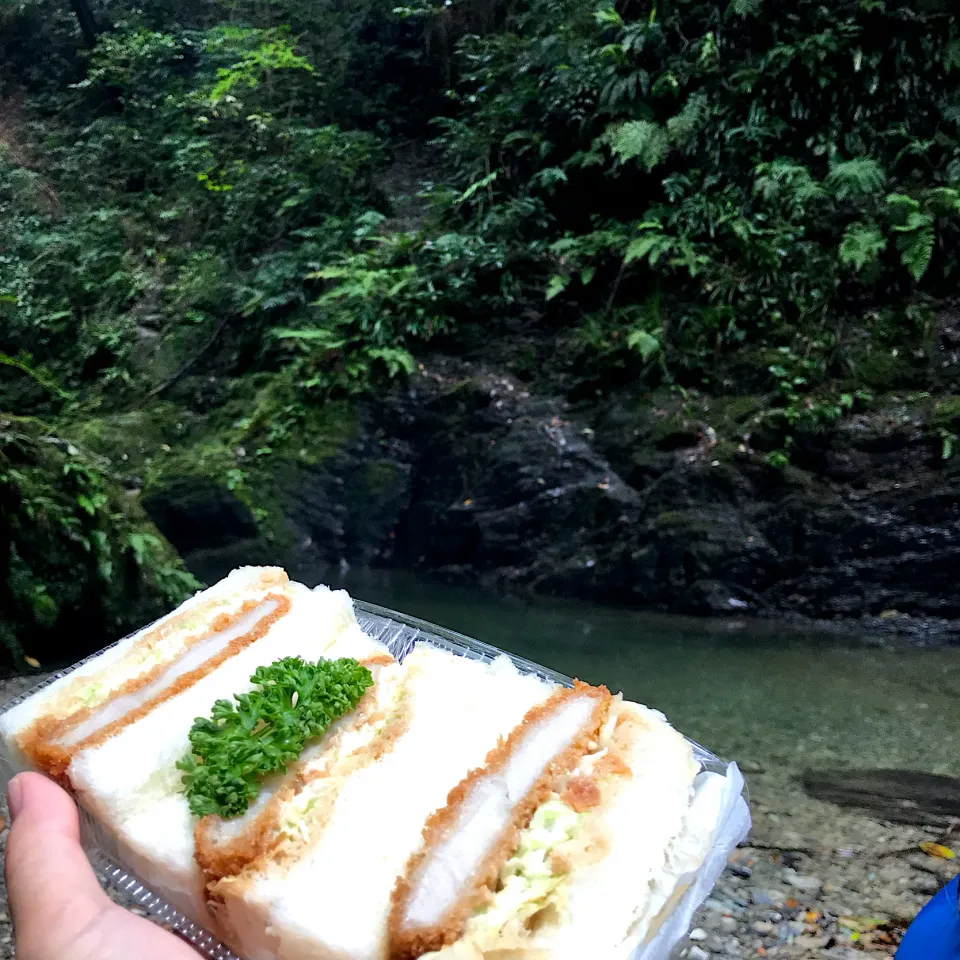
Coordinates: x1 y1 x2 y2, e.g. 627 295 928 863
143 360 960 643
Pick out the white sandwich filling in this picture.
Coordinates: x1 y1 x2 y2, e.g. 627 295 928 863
404 692 600 929
54 577 282 729
59 598 280 747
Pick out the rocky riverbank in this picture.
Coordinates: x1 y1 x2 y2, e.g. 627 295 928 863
0 674 955 959
676 764 956 959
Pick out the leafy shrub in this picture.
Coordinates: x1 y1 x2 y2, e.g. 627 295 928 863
420 0 960 400
0 416 199 667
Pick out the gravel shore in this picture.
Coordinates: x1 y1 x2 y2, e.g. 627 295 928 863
0 673 954 959
675 764 955 959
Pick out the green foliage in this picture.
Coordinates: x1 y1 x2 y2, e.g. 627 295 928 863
0 417 199 667
825 159 886 202
938 427 956 460
2 0 960 647
839 223 887 272
413 0 960 400
206 27 314 105
1 23 388 400
178 656 373 817
602 120 669 171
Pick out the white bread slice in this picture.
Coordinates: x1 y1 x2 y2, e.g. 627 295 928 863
627 770 728 948
213 648 556 960
68 583 386 926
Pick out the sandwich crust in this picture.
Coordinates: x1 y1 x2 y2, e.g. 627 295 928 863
388 681 611 960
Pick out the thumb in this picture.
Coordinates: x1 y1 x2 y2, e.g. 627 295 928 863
5 772 111 953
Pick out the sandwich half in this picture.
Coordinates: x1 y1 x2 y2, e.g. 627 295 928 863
388 695 701 960
0 567 389 924
0 566 295 781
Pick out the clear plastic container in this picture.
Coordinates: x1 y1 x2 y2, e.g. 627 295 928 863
0 598 751 960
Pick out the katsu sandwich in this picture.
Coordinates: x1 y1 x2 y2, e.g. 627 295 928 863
0 566 734 960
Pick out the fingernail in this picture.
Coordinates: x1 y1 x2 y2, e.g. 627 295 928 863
7 777 23 822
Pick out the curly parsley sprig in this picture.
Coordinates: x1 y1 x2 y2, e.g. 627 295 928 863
177 656 373 818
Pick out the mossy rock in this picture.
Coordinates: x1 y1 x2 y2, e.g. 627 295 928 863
929 395 960 430
69 402 208 472
649 413 700 449
654 509 712 537
363 458 402 497
68 382 355 522
710 395 766 433
847 346 923 392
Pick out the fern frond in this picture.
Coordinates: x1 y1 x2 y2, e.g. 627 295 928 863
666 94 708 148
924 187 960 216
624 231 674 266
825 158 886 202
626 328 660 359
897 227 935 281
602 121 669 172
727 0 761 17
838 222 887 272
753 160 827 205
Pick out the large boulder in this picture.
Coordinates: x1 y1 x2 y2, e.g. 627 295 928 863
387 364 960 640
137 408 416 585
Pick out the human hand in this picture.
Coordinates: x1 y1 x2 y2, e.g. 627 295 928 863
4 771 202 960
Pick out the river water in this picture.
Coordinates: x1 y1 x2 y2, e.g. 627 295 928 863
334 568 960 778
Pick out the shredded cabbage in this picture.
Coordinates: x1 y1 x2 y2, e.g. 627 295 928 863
465 703 624 941
469 799 582 935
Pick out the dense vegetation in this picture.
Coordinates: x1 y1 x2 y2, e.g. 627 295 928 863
1 0 958 666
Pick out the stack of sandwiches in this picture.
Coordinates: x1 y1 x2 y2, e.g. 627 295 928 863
0 566 733 960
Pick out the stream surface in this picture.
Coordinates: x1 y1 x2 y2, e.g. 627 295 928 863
333 568 960 777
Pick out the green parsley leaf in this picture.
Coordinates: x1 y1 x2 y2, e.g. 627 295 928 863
177 656 373 818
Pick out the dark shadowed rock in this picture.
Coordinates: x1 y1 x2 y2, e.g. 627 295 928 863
800 769 960 826
143 477 258 556
137 359 960 643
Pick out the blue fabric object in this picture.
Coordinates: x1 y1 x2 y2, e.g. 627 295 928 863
897 876 960 959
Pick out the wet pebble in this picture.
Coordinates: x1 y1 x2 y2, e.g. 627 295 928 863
750 887 787 907
718 915 738 934
783 868 824 893
912 872 946 895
